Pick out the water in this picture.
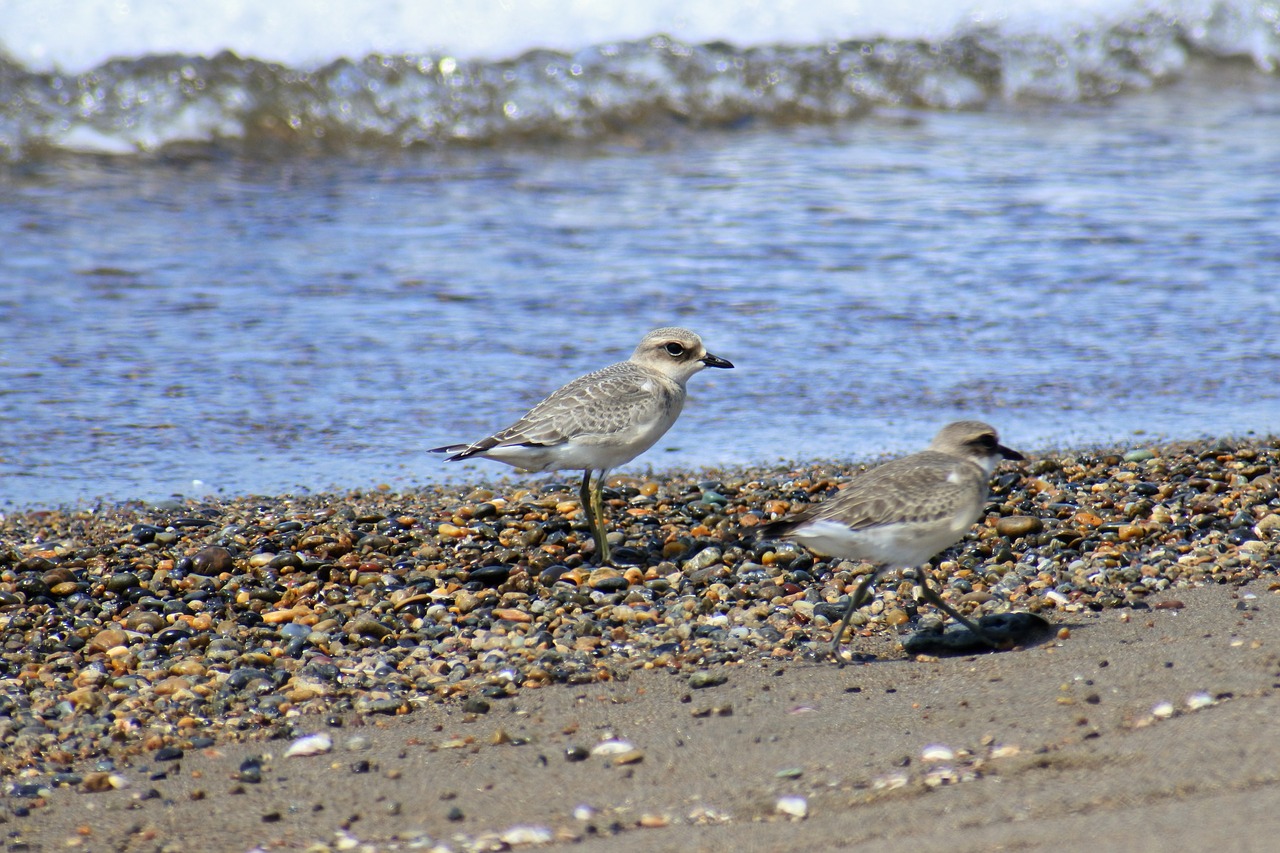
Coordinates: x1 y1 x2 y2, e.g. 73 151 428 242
1 3 1279 508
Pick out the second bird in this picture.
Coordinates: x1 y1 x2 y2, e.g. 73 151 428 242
759 420 1024 662
431 327 734 564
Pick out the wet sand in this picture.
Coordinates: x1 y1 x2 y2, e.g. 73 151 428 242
9 579 1280 852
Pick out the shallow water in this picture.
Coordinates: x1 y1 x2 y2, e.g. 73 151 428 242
2 67 1279 508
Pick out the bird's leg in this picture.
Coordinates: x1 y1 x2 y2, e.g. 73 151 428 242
578 469 593 526
915 575 1001 647
588 470 611 565
831 570 878 665
578 470 601 562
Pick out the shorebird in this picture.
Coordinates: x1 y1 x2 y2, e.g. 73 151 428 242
430 327 733 564
758 420 1024 661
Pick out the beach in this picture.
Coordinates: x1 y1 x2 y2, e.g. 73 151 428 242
4 5 1280 848
3 435 1278 850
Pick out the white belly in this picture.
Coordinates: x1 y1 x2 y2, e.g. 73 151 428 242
789 514 976 570
479 407 679 473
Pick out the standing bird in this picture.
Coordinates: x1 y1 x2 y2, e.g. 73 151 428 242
758 421 1024 661
430 328 733 564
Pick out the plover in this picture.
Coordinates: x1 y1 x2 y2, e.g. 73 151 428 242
758 420 1024 661
430 328 733 564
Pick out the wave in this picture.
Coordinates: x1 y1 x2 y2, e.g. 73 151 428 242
1 1 1277 160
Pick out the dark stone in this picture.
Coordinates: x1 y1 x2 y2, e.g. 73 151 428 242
608 547 647 566
469 565 511 587
130 524 164 544
15 576 50 598
190 546 234 576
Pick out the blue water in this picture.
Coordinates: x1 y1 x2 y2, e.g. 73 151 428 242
2 66 1279 508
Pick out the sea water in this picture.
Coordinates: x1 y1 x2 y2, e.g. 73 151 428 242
1 1 1278 507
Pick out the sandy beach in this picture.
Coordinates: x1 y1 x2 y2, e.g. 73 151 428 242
3 436 1279 851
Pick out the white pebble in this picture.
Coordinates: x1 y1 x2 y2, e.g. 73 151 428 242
285 732 333 757
924 766 961 787
499 825 553 845
572 804 596 821
872 771 910 791
1151 701 1175 719
1185 691 1215 711
921 744 955 763
776 795 808 819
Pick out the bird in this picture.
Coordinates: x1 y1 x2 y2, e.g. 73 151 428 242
757 420 1024 662
430 327 733 564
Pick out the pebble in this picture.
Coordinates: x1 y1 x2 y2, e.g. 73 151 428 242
689 670 728 689
285 733 333 757
0 434 1276 789
499 826 553 845
996 516 1043 538
1185 692 1215 711
776 795 808 819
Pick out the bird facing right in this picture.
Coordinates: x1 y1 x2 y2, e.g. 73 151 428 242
757 420 1024 662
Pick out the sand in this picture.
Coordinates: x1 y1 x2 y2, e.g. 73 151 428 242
11 578 1280 853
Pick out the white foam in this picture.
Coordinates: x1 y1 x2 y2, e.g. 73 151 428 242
0 0 1217 73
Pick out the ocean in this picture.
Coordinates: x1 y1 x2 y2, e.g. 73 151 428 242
1 0 1278 508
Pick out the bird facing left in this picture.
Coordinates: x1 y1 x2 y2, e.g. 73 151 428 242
430 327 734 564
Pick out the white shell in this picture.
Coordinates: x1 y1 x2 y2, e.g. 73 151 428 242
590 739 635 756
284 732 333 757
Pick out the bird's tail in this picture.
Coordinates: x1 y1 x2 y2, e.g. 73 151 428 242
428 444 475 461
755 516 799 540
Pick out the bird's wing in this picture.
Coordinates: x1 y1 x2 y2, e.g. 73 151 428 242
760 453 983 536
445 363 676 458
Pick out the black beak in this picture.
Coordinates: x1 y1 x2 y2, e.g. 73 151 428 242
997 443 1024 462
701 353 734 369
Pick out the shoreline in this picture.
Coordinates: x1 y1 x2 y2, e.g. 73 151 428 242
2 433 1278 849
5 429 1274 517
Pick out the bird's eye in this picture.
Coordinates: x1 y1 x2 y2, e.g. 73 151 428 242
664 342 685 357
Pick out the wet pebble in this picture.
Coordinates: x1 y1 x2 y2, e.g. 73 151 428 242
0 434 1276 783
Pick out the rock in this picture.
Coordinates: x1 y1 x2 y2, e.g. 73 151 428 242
996 516 1043 538
776 795 808 819
588 567 629 591
469 564 511 586
349 618 393 639
689 670 728 689
190 546 234 576
90 628 129 652
682 547 723 572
